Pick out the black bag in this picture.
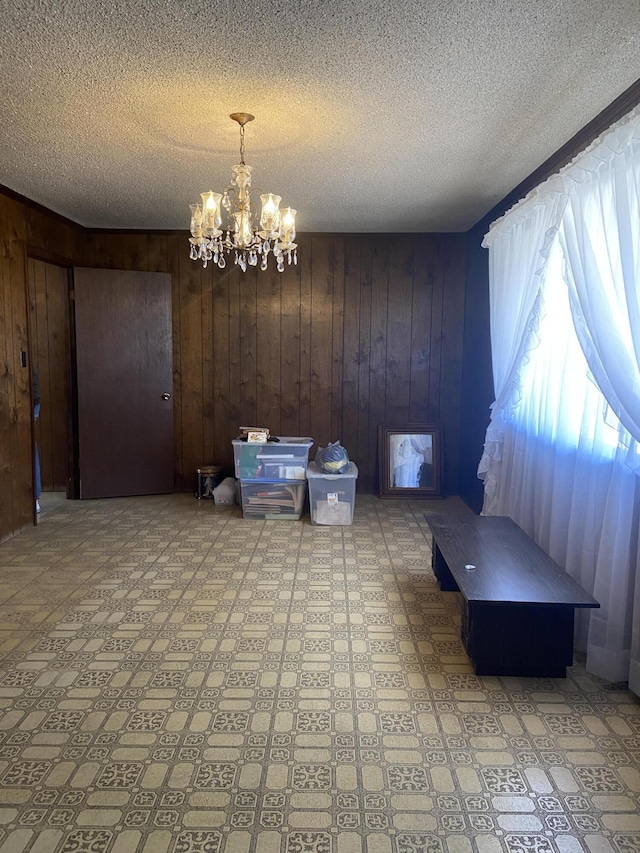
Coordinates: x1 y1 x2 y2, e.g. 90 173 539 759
315 441 350 474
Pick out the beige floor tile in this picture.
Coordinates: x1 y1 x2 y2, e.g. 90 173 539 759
0 492 637 853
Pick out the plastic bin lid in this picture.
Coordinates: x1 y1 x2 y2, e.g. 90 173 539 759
232 436 313 446
306 461 358 479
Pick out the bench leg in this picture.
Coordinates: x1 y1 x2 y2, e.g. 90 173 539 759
432 543 459 592
464 603 575 678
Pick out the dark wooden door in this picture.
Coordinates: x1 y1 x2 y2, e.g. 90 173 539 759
74 268 173 498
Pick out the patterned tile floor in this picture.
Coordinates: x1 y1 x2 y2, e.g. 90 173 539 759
0 492 638 853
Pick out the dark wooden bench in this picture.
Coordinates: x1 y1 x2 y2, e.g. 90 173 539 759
425 513 600 677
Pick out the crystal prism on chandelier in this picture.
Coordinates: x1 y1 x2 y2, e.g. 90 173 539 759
188 113 297 273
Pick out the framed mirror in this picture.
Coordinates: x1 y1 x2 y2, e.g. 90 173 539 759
378 424 443 498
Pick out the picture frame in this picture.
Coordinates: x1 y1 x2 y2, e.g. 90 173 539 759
378 424 443 499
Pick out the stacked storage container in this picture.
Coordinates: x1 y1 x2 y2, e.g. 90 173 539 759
233 437 314 520
306 461 358 525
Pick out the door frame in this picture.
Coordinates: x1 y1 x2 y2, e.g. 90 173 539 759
25 247 80 513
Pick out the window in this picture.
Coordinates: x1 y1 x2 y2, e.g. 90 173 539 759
514 241 625 459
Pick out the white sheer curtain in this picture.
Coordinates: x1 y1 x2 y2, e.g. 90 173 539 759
558 121 640 685
479 105 640 685
498 244 639 682
478 192 565 513
559 122 640 449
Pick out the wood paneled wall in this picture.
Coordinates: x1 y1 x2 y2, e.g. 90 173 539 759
0 193 81 541
28 259 70 492
84 231 467 494
3 82 638 540
1 184 468 541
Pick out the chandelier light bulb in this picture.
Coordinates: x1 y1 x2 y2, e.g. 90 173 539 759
200 191 222 235
260 193 282 239
190 203 202 233
188 114 298 272
280 207 297 245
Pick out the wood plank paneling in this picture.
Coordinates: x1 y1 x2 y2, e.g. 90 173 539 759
201 264 215 468
385 237 415 425
47 262 69 491
428 239 445 424
409 236 434 426
341 238 362 466
4 199 31 534
356 237 373 470
367 239 390 493
0 193 82 541
298 235 312 439
28 260 69 493
28 259 50 486
148 235 168 273
281 257 302 437
256 267 282 432
212 266 233 469
309 237 335 448
330 238 345 446
0 194 17 538
178 244 204 492
440 236 467 495
26 207 78 261
1 190 469 545
167 235 183 491
120 234 149 270
83 230 467 495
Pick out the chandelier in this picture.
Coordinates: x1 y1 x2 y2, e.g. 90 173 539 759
188 112 297 273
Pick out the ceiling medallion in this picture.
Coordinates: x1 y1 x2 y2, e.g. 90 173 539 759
188 113 297 273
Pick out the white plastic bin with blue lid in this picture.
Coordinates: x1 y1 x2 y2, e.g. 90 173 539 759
306 461 358 525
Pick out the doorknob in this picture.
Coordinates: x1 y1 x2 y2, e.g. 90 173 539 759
162 392 171 400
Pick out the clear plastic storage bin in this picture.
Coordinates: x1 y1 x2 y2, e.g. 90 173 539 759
240 480 306 520
306 461 358 525
233 437 314 480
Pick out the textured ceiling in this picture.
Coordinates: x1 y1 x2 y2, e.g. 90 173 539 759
1 0 639 233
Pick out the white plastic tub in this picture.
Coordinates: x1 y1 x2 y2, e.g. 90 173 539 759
306 461 358 525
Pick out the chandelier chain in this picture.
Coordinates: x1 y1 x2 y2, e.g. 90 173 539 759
239 125 246 166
